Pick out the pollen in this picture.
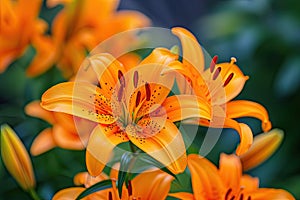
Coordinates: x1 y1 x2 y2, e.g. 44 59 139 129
118 70 125 87
212 67 221 80
145 82 151 101
223 73 234 87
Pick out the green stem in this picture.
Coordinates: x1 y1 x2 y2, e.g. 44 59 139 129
28 188 41 200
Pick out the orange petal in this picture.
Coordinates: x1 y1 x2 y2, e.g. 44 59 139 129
249 188 295 200
52 125 85 150
26 34 56 77
30 128 56 156
128 118 187 174
168 192 195 200
219 153 242 194
52 187 86 200
140 48 178 66
199 118 253 156
86 124 128 176
1 124 36 190
157 95 211 122
226 100 272 132
240 174 259 192
171 27 205 72
25 101 55 124
41 81 116 124
187 154 225 200
131 169 174 199
240 129 283 171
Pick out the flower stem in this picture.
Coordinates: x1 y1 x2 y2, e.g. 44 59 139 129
28 188 41 200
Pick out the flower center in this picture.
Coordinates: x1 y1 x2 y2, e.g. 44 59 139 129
224 188 252 200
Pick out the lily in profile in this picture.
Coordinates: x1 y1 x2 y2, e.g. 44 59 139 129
0 124 39 199
41 48 211 176
25 101 96 155
28 0 150 77
0 0 54 74
169 130 295 200
170 27 272 155
53 167 174 200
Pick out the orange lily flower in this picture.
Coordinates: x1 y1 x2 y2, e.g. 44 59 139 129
169 153 295 200
25 101 96 155
0 0 55 74
53 167 174 200
0 124 36 191
26 0 150 77
170 27 272 155
41 48 211 176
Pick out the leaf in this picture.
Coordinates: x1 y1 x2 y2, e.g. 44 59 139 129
76 179 112 200
117 151 137 198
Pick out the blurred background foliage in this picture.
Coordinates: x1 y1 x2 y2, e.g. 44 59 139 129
1 0 300 199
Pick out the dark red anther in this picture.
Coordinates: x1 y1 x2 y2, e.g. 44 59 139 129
133 71 139 88
210 55 218 73
239 193 244 200
247 196 251 200
230 196 235 200
145 82 151 101
118 70 125 87
212 67 221 80
128 180 133 196
223 73 234 87
136 91 141 107
108 191 113 200
225 188 232 200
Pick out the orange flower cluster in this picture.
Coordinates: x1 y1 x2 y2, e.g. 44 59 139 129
0 1 295 199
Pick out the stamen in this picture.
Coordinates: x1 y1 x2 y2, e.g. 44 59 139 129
117 87 123 101
230 196 235 200
223 73 234 87
145 82 151 101
136 91 141 107
239 193 244 200
108 191 112 200
247 196 251 200
128 180 133 196
210 55 218 73
133 71 139 88
212 67 221 80
225 188 232 200
118 70 125 87
230 57 237 64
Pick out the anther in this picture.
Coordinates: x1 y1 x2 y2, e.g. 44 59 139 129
210 55 218 73
239 193 244 200
136 91 141 107
128 180 133 196
225 188 232 200
230 57 237 64
118 70 125 87
223 73 234 87
145 82 151 101
212 67 221 80
108 191 112 200
247 196 251 200
117 88 123 101
133 71 139 88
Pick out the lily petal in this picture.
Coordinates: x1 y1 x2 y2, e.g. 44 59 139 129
168 192 195 200
86 124 128 176
52 187 86 200
41 81 116 124
127 118 187 174
226 100 272 132
240 175 259 192
158 95 211 122
30 128 56 156
240 129 283 171
25 101 55 124
171 27 205 72
187 154 225 200
131 169 174 199
219 154 242 194
199 118 253 155
249 188 295 200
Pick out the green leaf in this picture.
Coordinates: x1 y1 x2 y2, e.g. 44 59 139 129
117 151 137 198
76 179 112 200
